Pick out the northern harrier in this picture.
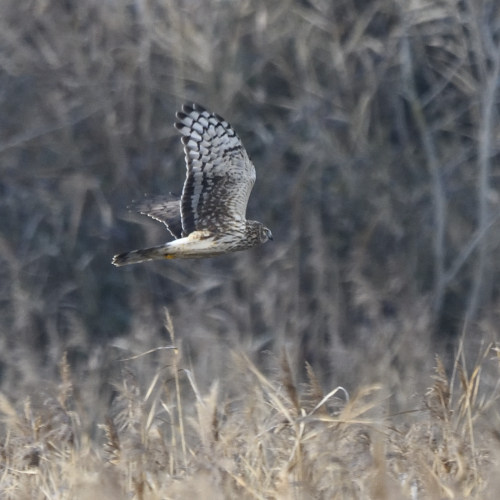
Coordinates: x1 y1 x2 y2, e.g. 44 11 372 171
112 103 272 266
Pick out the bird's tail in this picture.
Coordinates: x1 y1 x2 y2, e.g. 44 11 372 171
112 245 175 267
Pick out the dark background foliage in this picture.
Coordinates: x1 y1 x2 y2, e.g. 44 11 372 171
1 0 499 398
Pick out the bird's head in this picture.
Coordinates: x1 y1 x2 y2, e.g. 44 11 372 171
260 225 273 243
246 220 273 245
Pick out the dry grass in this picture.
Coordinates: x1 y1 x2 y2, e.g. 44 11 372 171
1 0 500 497
0 319 499 499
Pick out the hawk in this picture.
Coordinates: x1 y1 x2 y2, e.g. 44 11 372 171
112 103 272 266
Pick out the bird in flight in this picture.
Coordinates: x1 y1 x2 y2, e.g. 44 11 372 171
112 103 272 266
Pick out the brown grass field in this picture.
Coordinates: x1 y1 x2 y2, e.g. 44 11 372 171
1 0 500 498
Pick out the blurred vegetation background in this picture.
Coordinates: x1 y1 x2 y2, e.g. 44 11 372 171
1 0 499 402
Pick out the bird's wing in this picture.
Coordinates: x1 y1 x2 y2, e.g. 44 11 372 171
134 195 183 239
175 103 256 236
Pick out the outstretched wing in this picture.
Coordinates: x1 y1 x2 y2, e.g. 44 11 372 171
135 195 183 239
175 103 256 236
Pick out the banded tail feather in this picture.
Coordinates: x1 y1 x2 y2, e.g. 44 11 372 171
112 245 175 266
